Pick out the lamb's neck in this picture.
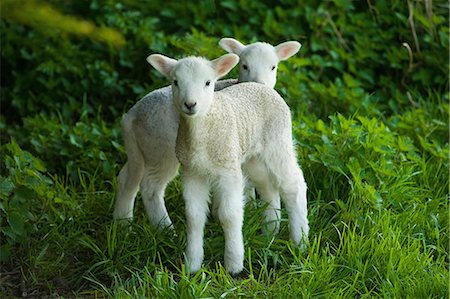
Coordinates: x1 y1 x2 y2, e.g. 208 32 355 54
178 116 207 150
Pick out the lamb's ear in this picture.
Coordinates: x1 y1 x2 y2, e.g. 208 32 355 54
211 53 240 79
146 54 177 78
219 38 246 55
275 41 302 61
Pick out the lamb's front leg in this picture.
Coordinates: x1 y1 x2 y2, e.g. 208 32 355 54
215 172 245 275
183 173 210 273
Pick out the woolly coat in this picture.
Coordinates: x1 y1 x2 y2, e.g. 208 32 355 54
175 82 292 177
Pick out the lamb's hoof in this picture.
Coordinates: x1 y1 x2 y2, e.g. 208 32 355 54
159 224 178 238
230 269 248 279
185 257 203 275
113 218 133 233
261 221 280 237
299 241 308 253
114 217 133 225
229 269 244 278
290 236 309 254
225 260 244 276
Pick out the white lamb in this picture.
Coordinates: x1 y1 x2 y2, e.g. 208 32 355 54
219 38 301 88
147 53 309 274
113 38 302 232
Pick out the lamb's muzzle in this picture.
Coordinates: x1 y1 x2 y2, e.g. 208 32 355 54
183 101 197 115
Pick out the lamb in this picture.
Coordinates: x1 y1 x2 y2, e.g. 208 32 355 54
147 53 309 274
219 38 301 88
113 38 302 232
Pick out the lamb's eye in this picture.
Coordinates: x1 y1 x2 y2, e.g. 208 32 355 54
243 64 248 70
271 66 276 71
205 80 211 86
173 80 178 86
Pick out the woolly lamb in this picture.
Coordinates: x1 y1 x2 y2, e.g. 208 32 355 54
147 53 309 274
219 38 301 88
113 39 301 231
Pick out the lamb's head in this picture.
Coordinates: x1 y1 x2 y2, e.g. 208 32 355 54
147 54 239 118
219 38 301 88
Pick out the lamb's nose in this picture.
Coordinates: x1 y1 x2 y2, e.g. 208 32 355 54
184 102 197 110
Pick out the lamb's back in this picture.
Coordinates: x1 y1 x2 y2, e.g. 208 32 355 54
217 82 292 155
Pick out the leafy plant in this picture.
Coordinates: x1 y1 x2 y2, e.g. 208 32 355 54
0 141 67 261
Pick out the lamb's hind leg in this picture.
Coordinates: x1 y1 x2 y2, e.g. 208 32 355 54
267 149 309 248
243 157 281 235
113 115 144 221
114 160 144 221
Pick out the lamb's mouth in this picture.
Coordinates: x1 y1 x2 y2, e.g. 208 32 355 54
183 110 197 117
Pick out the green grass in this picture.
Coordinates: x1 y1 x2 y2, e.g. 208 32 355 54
1 0 448 297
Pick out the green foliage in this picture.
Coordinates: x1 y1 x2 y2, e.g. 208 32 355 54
0 0 448 297
294 109 448 250
18 110 123 181
0 140 70 261
2 0 447 125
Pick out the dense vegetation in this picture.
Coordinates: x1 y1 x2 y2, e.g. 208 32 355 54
1 0 448 297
